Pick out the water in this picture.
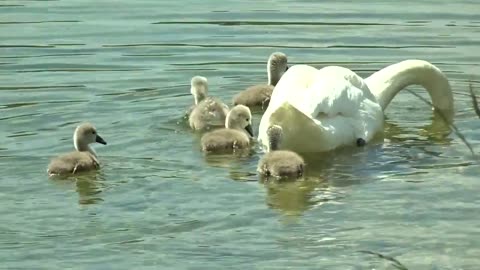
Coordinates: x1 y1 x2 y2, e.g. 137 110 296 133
1 0 480 269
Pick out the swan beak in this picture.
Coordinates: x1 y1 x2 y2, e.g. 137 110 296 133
245 124 254 137
96 135 107 145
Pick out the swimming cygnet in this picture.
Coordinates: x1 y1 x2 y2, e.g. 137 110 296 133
188 76 229 131
232 52 288 109
201 105 254 153
47 123 107 176
257 125 305 179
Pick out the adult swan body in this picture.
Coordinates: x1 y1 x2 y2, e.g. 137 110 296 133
257 60 454 153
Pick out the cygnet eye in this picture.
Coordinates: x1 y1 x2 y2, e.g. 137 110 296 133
246 118 250 122
92 131 96 135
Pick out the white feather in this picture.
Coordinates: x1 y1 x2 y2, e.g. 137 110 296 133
258 60 454 153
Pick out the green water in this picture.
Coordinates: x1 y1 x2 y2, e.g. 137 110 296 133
1 0 480 269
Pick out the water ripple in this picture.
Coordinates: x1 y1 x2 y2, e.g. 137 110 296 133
0 20 81 24
103 42 452 49
1 0 480 269
151 20 396 26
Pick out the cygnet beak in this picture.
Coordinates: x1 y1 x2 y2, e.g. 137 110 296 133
245 124 254 137
285 65 289 71
96 134 107 145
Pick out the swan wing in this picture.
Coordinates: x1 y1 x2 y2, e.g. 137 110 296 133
285 66 372 120
259 64 384 152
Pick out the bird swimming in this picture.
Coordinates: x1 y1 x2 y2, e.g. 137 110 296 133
47 123 107 176
201 105 254 153
188 76 229 131
233 52 289 109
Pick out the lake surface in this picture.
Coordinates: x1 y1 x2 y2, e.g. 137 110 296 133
1 0 480 269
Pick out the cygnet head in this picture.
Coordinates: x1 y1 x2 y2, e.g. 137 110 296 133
190 76 208 104
226 105 254 137
267 125 283 151
73 123 107 152
267 52 288 86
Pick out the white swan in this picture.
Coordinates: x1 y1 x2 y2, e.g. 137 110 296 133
257 59 454 153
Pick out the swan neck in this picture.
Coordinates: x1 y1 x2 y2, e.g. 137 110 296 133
366 60 454 122
74 135 97 157
192 88 206 104
225 110 234 129
269 138 279 151
225 119 241 131
267 61 281 86
267 129 282 151
194 95 203 105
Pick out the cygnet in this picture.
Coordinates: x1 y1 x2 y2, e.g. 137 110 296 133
47 123 107 176
232 52 288 109
257 125 305 179
188 76 229 131
201 105 254 153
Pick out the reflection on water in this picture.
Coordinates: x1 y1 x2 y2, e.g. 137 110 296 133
76 175 106 205
228 169 257 182
385 113 453 145
262 177 343 219
50 172 106 205
203 151 255 169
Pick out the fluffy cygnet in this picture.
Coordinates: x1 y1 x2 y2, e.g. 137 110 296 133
188 76 229 131
47 123 107 176
201 105 254 153
232 52 288 109
257 125 305 179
